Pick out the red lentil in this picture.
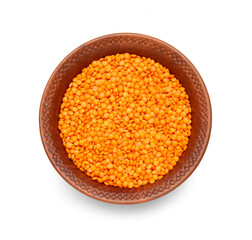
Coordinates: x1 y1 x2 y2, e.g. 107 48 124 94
58 53 192 188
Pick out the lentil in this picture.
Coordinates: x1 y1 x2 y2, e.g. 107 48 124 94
58 53 192 188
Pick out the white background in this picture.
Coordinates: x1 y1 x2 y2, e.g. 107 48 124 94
1 0 251 239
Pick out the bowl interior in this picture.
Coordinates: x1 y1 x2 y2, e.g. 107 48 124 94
40 34 211 203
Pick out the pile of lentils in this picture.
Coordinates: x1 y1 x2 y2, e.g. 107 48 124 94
58 53 192 188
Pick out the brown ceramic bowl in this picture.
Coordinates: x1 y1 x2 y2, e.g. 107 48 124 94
39 33 211 204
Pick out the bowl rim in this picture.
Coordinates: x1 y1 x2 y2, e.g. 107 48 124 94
39 32 212 204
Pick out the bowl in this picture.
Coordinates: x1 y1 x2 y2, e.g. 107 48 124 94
39 33 212 204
